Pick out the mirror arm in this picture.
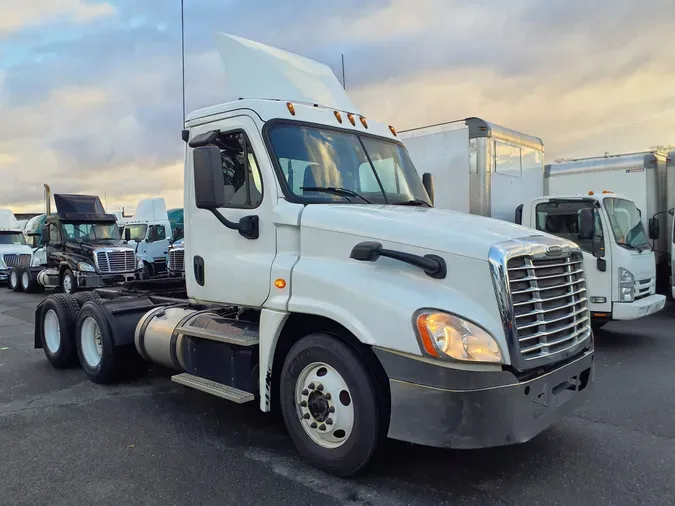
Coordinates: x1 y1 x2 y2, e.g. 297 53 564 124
209 209 259 240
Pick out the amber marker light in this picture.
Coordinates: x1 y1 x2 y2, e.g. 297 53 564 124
287 102 296 115
334 111 343 123
347 113 356 126
274 278 287 289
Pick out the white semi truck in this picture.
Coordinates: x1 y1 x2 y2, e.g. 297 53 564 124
33 34 594 476
0 209 37 287
122 198 173 277
401 122 665 327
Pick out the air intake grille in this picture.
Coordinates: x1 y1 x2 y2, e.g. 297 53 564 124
168 249 185 273
3 254 31 268
95 250 136 273
507 252 590 362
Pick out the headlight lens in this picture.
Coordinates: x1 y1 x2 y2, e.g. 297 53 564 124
619 267 634 302
137 257 144 270
31 255 41 267
415 311 503 363
77 262 96 272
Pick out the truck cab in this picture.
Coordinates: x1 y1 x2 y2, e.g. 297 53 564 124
33 33 595 477
0 209 34 286
39 194 141 294
521 193 665 327
122 198 172 277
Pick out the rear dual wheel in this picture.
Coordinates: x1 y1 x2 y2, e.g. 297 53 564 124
8 268 22 292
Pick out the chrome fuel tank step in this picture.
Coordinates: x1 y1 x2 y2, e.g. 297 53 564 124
171 373 254 403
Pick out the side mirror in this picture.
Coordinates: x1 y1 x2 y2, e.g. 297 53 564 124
422 172 434 206
193 145 226 209
124 228 131 242
515 204 524 225
648 217 660 240
578 208 594 241
172 227 183 241
41 226 50 245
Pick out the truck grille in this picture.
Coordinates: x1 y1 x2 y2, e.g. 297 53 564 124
634 277 653 300
507 252 590 362
95 250 136 273
3 254 31 268
168 249 185 273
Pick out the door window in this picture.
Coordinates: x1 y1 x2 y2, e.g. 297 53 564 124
49 224 61 244
214 131 263 208
535 201 605 256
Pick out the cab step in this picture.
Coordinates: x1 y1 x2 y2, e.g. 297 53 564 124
171 373 254 403
175 325 259 347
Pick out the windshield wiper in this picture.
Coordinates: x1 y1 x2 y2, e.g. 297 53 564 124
617 242 645 253
395 199 432 207
301 187 372 204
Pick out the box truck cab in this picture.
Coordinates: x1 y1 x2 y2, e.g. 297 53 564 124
33 34 594 477
521 193 665 328
122 198 172 277
0 209 34 285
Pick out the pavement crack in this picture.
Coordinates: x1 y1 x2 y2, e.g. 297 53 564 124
568 413 675 441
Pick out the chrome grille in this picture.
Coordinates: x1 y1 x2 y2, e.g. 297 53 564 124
3 254 31 268
634 278 653 300
95 250 136 273
507 252 590 362
168 249 185 273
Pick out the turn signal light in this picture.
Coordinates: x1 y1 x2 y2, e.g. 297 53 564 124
274 278 287 289
287 102 296 116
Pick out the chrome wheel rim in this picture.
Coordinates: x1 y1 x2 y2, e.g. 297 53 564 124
295 362 354 449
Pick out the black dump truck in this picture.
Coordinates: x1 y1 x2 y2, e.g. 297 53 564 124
8 194 140 294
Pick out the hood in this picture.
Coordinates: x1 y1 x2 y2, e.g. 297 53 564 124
0 243 33 255
65 240 132 253
624 249 657 281
301 205 551 260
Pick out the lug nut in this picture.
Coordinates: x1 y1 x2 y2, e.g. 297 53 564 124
310 422 317 429
328 406 335 413
308 383 315 390
302 389 308 396
326 418 333 425
303 413 310 420
319 424 326 431
325 393 331 400
316 384 324 391
300 400 307 407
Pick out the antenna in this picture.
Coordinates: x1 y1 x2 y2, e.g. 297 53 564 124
341 53 346 90
181 0 186 126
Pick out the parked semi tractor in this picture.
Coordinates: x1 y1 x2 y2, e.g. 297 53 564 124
33 34 594 476
11 191 142 294
122 198 173 277
401 121 665 326
0 209 37 288
547 151 674 299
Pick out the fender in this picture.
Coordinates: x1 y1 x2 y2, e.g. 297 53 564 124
137 252 155 265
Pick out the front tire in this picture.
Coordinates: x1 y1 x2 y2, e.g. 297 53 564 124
61 269 77 295
279 333 385 477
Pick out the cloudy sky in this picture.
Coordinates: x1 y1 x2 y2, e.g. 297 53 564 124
1 0 674 213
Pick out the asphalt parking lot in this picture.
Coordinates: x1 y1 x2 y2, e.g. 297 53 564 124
1 289 674 505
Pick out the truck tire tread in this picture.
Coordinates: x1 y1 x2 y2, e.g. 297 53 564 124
40 293 81 368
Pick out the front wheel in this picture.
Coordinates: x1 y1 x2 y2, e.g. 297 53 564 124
61 269 77 295
279 333 386 477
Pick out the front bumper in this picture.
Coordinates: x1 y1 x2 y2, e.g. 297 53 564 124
613 294 666 320
75 271 136 288
375 348 594 449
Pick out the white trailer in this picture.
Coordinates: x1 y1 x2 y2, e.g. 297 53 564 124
401 126 665 326
32 34 594 477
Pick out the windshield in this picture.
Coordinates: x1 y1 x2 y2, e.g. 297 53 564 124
0 232 27 245
62 222 120 242
124 224 148 242
604 198 649 249
267 123 431 205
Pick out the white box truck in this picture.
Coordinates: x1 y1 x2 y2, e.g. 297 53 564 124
32 34 594 477
401 123 666 327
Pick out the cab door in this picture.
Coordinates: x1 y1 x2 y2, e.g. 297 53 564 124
531 199 612 314
185 115 278 306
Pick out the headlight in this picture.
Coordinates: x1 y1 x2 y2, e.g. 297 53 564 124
0 256 6 269
77 262 96 272
415 311 503 363
619 267 634 302
31 255 41 267
137 257 144 270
